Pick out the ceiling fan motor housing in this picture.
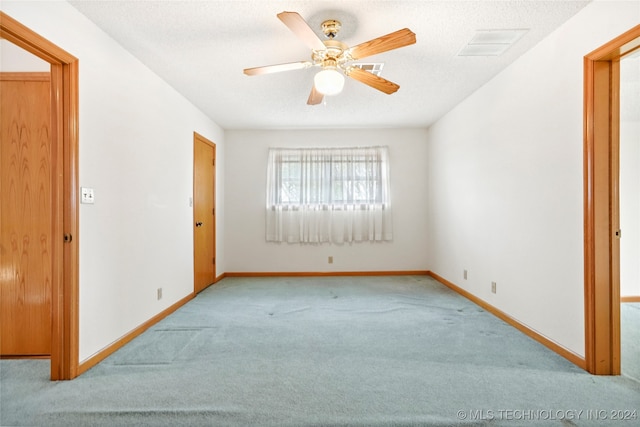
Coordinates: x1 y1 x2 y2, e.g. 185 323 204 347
312 40 350 72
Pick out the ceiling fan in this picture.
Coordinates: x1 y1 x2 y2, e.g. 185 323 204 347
243 11 416 105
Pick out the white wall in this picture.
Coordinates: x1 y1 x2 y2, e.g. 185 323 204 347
426 0 640 357
1 1 226 362
620 57 640 297
0 39 50 71
225 129 429 273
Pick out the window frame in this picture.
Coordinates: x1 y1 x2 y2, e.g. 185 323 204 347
267 146 390 209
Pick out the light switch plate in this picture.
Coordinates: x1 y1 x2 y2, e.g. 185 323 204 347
81 187 95 204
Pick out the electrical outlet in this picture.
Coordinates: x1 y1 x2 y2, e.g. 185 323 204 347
463 269 468 280
328 256 333 264
491 282 497 294
157 288 163 300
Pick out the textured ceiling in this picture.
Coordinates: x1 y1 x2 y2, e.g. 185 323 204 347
69 0 592 130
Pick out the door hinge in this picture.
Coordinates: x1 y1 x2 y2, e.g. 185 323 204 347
615 229 622 239
63 233 73 243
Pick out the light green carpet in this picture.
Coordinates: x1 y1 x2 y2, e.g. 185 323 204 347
1 275 639 426
622 303 640 382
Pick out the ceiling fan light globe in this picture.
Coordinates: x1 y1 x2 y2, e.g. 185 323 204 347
314 69 345 95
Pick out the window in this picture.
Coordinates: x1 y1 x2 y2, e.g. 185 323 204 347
266 146 393 243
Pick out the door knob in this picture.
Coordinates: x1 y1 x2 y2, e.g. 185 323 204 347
195 222 203 227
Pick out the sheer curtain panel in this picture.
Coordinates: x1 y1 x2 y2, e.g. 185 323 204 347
266 146 393 244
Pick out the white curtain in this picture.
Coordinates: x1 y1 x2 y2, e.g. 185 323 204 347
266 146 393 244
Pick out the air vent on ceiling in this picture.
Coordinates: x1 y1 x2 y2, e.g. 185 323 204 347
458 29 529 57
351 63 384 76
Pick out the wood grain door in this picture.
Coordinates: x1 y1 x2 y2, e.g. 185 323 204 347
193 133 216 293
1 72 52 356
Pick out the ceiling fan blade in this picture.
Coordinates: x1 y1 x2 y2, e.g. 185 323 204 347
307 85 324 105
346 67 400 94
244 61 311 76
348 28 416 60
277 11 327 51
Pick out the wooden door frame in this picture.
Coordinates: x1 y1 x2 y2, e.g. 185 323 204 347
193 132 216 292
1 12 79 380
584 24 640 375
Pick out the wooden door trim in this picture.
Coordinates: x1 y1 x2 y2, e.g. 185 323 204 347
0 72 50 81
584 24 640 375
193 132 216 292
1 12 79 380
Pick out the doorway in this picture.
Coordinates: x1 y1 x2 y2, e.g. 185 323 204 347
193 132 216 293
619 50 640 380
583 24 640 375
0 12 79 380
